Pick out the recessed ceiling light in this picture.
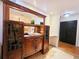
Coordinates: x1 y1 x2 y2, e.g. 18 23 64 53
63 11 75 17
64 13 70 17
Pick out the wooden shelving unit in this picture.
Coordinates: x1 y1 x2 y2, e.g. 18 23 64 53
3 0 49 59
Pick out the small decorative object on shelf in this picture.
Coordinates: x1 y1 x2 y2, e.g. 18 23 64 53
40 22 43 25
31 19 35 24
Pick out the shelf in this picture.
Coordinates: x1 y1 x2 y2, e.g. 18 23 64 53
23 23 44 27
24 34 43 38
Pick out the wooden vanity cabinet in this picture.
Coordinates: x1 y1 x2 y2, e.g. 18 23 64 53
23 36 43 57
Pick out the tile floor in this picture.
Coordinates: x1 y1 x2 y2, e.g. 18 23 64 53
26 47 79 59
26 42 79 59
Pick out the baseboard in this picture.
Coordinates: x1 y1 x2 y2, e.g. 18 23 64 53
49 36 59 47
49 44 56 47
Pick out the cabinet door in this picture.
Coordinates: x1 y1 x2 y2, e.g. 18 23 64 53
7 21 23 59
23 37 35 57
35 36 43 52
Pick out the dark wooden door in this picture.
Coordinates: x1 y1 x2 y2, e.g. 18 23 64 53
59 20 77 45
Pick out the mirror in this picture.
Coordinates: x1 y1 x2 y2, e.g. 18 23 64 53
9 7 44 25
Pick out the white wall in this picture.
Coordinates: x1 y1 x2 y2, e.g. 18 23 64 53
0 0 3 58
49 14 60 37
76 19 79 47
45 13 60 37
60 14 79 47
48 14 60 47
45 15 50 25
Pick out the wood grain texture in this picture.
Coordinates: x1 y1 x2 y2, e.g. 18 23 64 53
3 0 46 19
2 0 48 59
23 36 43 58
58 41 79 56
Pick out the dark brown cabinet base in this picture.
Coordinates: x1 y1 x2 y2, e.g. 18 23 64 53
23 36 43 57
9 48 22 59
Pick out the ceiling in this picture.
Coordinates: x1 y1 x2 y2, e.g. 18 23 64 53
22 0 79 15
